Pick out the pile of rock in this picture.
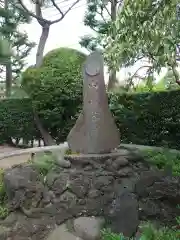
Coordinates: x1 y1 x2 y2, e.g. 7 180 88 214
0 147 179 239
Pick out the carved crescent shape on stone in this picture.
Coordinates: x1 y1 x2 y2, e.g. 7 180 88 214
85 51 103 76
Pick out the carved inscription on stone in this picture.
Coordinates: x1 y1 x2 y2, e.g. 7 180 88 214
67 51 120 154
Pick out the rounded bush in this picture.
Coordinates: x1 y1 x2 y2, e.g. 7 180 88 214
22 47 86 142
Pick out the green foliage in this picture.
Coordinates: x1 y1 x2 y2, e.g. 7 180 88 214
0 169 6 203
0 205 9 219
0 37 12 63
22 47 86 143
134 69 180 94
101 228 128 240
109 89 180 149
104 0 180 85
138 223 180 240
31 154 56 176
0 98 37 144
160 69 180 90
101 222 180 240
2 89 180 149
0 0 35 78
142 149 180 176
133 78 174 93
80 0 113 52
0 169 8 219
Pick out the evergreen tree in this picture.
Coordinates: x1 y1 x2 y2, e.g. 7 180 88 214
0 0 35 97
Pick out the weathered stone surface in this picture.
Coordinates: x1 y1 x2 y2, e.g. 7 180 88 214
47 224 83 240
1 148 180 239
4 213 56 240
117 166 133 177
67 51 120 154
67 112 86 154
3 165 44 210
0 225 10 240
112 156 129 169
109 190 139 237
135 170 164 197
108 171 180 237
73 217 105 240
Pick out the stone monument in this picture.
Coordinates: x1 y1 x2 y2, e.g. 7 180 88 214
67 51 120 154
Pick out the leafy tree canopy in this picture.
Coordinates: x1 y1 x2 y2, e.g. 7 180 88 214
79 0 112 52
104 0 180 84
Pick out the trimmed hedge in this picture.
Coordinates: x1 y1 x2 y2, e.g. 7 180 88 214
109 89 180 148
0 98 38 144
0 89 180 149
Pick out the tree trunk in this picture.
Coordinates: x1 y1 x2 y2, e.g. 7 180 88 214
36 24 49 67
107 0 117 91
108 69 117 90
31 139 34 147
5 61 12 97
4 0 12 97
33 23 56 145
33 110 56 146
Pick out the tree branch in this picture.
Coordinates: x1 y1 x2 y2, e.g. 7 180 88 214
125 66 152 91
171 65 180 86
96 9 107 23
50 0 64 18
103 3 111 17
131 56 145 65
50 0 80 24
130 65 152 80
117 0 125 12
17 0 80 25
176 44 180 61
17 0 50 24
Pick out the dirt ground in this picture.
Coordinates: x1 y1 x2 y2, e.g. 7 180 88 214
0 145 31 169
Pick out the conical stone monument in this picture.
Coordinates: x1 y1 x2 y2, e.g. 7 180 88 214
67 51 120 154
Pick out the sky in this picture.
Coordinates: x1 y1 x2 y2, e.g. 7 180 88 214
20 0 91 60
19 0 167 84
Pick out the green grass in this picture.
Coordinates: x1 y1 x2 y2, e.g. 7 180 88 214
0 168 9 219
30 153 57 177
101 222 180 240
101 229 127 240
142 148 180 176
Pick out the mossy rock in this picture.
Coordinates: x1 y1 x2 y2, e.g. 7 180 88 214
65 149 80 155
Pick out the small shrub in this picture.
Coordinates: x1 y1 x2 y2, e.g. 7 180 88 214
21 48 85 143
142 149 180 176
0 205 9 219
139 222 180 240
65 149 80 155
101 223 180 240
31 154 56 176
0 168 6 202
0 168 9 219
101 228 128 240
